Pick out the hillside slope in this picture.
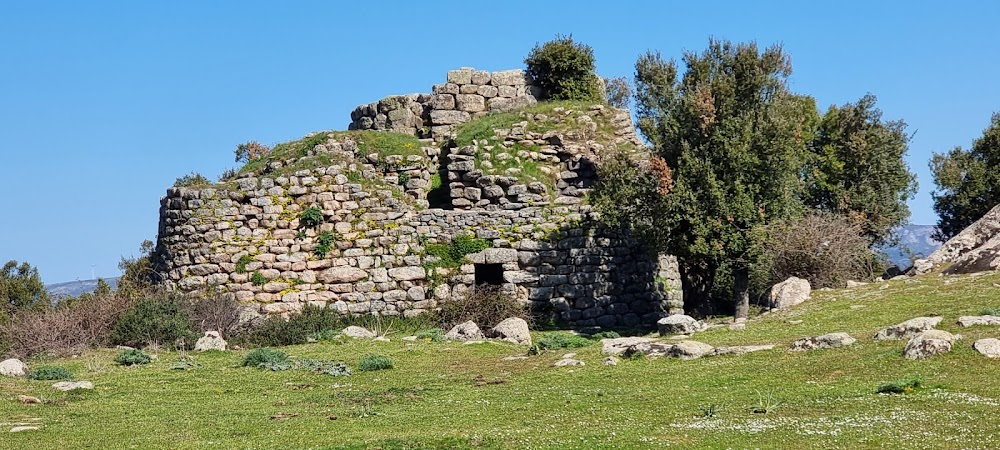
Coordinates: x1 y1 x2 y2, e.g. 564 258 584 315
4 271 1000 448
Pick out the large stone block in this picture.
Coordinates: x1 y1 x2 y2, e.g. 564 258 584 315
447 68 473 84
318 267 368 283
455 94 486 112
491 69 528 86
430 110 471 125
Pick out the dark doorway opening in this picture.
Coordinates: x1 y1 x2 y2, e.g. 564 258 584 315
475 263 504 287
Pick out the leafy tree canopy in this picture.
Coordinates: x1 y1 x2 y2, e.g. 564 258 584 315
930 112 1000 241
1 260 48 316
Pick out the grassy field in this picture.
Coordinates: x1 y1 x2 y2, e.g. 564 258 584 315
4 271 1000 449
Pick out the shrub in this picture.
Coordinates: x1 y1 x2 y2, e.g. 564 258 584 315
415 328 446 343
173 172 211 188
314 231 336 258
239 305 341 347
235 255 254 274
980 307 1000 316
424 234 491 269
877 376 923 394
241 348 292 371
358 354 393 372
297 359 351 376
436 287 530 330
604 76 632 109
235 141 271 164
589 330 621 340
529 332 592 354
250 272 266 286
115 348 152 366
524 35 602 102
0 291 132 358
300 206 324 228
27 366 73 380
111 294 195 349
760 212 884 289
117 240 159 300
187 295 242 336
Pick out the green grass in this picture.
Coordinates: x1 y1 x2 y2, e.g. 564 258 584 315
5 271 1000 448
237 130 425 179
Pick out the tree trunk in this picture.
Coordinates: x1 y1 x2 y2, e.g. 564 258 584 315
681 261 717 316
733 265 750 319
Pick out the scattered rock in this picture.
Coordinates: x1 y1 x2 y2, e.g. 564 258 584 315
10 426 40 432
973 338 1000 358
712 345 776 356
553 358 585 367
194 331 227 352
918 203 1000 275
446 321 485 341
600 337 657 356
874 317 943 340
669 341 715 360
903 330 956 359
657 314 704 336
790 332 857 351
561 352 577 359
0 358 27 377
342 326 375 339
489 318 531 345
501 356 529 361
602 356 619 366
51 381 94 391
845 280 868 288
401 336 418 341
462 340 486 345
622 341 676 358
373 336 391 342
17 395 41 404
788 320 804 325
769 277 811 309
957 315 1000 327
728 318 747 331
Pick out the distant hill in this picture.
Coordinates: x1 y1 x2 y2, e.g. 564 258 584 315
46 277 120 299
879 224 942 268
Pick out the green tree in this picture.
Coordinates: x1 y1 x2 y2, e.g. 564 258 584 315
524 35 602 102
118 240 159 299
804 94 917 244
600 40 813 318
1 260 49 316
930 113 1000 241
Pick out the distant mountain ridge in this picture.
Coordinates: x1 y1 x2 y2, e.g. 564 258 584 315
880 224 942 268
46 277 119 299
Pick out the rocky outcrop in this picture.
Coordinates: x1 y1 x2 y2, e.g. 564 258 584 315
0 358 27 377
903 330 956 359
973 338 1000 358
957 315 1000 327
446 321 484 341
911 203 1000 275
790 332 856 351
769 277 811 309
873 317 942 340
656 314 704 336
490 318 531 345
194 331 227 352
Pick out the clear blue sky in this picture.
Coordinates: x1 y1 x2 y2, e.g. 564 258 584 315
2 1 998 283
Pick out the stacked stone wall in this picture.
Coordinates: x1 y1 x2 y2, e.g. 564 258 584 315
349 68 542 143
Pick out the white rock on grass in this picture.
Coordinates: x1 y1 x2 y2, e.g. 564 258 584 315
603 356 620 366
669 341 715 360
0 358 28 377
194 331 227 352
445 321 484 341
790 332 857 351
973 338 1000 358
903 330 956 359
52 381 94 391
769 277 811 309
600 337 657 356
712 344 776 356
873 317 943 340
553 358 585 367
489 317 531 345
657 314 703 336
10 426 40 432
342 326 375 339
957 315 1000 327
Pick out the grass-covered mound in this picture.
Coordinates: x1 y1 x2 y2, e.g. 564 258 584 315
452 100 633 194
237 130 426 179
5 270 1000 448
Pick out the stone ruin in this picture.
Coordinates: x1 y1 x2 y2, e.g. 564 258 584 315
152 67 682 329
